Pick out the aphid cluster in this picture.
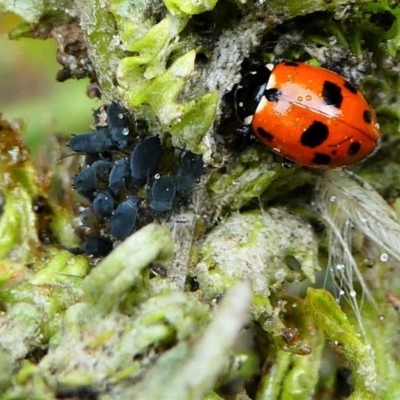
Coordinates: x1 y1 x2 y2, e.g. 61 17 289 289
68 102 204 257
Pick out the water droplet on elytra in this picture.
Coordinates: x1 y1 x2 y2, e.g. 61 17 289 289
380 253 389 262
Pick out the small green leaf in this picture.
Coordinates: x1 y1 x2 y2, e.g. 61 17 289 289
304 288 377 399
169 91 219 152
163 0 218 15
83 223 174 311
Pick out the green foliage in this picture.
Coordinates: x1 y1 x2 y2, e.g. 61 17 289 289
305 289 377 399
113 0 219 152
164 0 218 15
1 0 400 398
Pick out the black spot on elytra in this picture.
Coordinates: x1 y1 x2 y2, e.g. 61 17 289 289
323 81 343 108
257 128 274 141
312 153 331 165
363 110 372 123
265 88 280 102
331 150 337 155
300 121 329 148
348 142 361 156
284 61 299 67
344 80 358 94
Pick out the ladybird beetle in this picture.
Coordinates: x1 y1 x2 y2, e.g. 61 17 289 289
235 61 380 168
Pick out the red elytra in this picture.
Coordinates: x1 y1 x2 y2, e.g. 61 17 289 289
240 62 380 168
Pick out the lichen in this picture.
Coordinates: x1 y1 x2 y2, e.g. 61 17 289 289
2 227 253 398
195 208 319 302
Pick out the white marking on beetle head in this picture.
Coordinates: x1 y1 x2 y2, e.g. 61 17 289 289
244 115 253 125
266 73 276 90
255 96 268 114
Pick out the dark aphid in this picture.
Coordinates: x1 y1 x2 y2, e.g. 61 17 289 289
73 161 113 199
80 207 98 228
68 133 95 153
108 158 128 195
73 168 97 200
130 136 161 187
56 385 98 400
92 190 115 218
68 128 113 154
149 175 176 212
176 151 204 195
74 167 96 193
91 160 113 183
83 236 113 257
109 196 139 240
93 126 114 152
68 247 84 255
107 101 130 149
85 151 113 167
85 152 101 166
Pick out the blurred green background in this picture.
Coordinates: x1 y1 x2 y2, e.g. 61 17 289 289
0 14 97 154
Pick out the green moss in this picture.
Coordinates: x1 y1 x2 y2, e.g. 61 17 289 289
119 47 218 152
3 237 251 398
2 0 400 397
108 0 220 152
305 288 377 399
82 224 174 311
194 208 320 358
123 282 251 399
164 0 218 15
207 148 278 210
0 348 12 392
0 116 89 365
195 209 319 299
